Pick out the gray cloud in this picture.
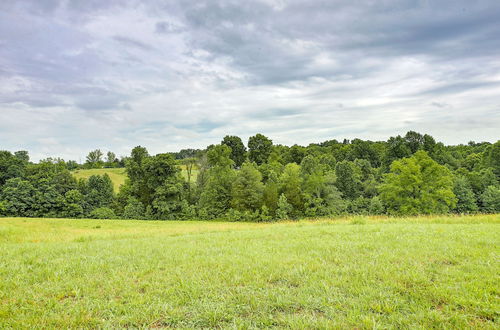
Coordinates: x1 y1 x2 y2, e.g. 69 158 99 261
0 0 499 161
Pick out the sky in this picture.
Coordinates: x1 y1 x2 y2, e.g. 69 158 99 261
1 0 499 161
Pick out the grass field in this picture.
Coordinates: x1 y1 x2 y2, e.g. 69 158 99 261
72 165 198 192
72 168 127 192
0 215 498 328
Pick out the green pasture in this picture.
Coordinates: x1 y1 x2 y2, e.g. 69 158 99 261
0 214 498 328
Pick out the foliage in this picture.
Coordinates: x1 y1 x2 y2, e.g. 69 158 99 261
0 134 498 221
380 151 456 215
221 135 247 168
480 185 500 213
248 133 273 165
89 207 117 219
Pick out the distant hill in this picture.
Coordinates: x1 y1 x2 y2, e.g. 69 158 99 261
72 168 127 192
71 165 198 192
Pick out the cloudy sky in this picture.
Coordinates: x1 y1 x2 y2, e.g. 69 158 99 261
1 0 499 161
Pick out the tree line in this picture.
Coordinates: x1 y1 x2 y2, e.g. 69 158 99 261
0 131 499 220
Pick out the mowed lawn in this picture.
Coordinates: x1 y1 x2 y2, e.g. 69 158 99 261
0 215 498 328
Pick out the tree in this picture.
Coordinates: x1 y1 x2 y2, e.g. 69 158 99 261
334 161 361 199
383 135 412 168
480 186 500 213
486 140 500 178
248 134 273 165
83 174 115 213
221 135 247 168
262 171 279 214
279 163 303 217
276 194 292 220
231 162 264 212
453 176 478 213
380 151 456 215
86 149 104 168
106 151 117 168
198 145 235 218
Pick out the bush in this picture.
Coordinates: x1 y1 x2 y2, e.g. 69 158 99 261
481 185 500 213
122 198 145 219
89 207 117 219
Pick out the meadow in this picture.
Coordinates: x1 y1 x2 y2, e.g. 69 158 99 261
0 215 498 328
71 165 198 192
72 168 127 192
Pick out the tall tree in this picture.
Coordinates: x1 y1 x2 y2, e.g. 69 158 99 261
231 162 264 211
86 149 104 168
198 145 235 218
248 134 273 165
221 135 247 168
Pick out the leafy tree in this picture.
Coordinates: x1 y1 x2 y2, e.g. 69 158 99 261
383 135 412 168
0 178 36 217
198 145 235 218
0 150 27 187
221 135 247 168
276 193 292 220
279 163 303 217
231 162 264 212
105 151 117 168
122 197 145 219
480 186 500 213
334 161 361 199
485 140 500 178
453 176 478 213
369 196 385 215
287 144 306 164
86 149 104 168
82 174 114 213
63 189 84 218
262 171 279 214
380 151 456 215
248 133 273 165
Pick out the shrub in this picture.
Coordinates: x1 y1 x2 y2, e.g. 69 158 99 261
89 207 117 219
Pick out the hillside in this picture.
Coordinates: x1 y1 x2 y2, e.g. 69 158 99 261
72 165 199 193
72 168 127 192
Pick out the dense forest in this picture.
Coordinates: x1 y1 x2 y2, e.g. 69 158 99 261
1 131 499 220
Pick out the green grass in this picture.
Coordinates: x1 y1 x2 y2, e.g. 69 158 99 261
72 166 198 192
72 168 127 192
0 215 498 328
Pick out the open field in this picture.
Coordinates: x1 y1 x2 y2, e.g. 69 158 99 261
72 165 198 192
0 215 499 328
72 168 127 192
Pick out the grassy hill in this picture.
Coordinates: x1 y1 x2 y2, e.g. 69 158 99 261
72 165 199 192
72 168 127 192
0 214 498 328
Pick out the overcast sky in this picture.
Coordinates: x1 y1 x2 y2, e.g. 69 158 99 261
1 0 499 161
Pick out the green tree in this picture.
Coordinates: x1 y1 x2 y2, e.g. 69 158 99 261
485 140 500 178
334 161 361 199
276 193 292 220
231 162 264 212
86 149 104 168
262 171 279 214
480 186 500 213
380 151 456 215
105 151 117 168
248 133 273 165
198 145 235 218
453 176 478 213
222 135 247 168
279 163 303 217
